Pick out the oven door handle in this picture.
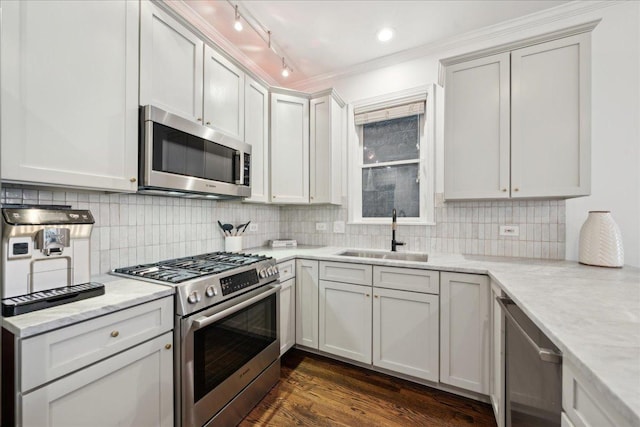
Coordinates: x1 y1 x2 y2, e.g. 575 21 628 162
192 285 279 330
497 296 562 364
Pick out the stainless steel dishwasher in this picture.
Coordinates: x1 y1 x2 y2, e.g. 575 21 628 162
497 297 563 427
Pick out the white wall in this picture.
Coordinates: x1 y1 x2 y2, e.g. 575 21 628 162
297 2 640 267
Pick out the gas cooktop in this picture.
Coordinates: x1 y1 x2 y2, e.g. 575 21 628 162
112 251 279 316
113 252 271 284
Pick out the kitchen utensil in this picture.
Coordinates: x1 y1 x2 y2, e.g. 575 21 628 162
217 221 227 236
242 221 251 233
236 223 247 236
222 223 234 236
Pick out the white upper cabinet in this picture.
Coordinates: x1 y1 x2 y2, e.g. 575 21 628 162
140 0 203 123
310 91 345 205
203 46 245 140
244 77 270 203
444 53 511 200
1 0 139 192
510 34 591 198
442 26 594 200
270 92 310 204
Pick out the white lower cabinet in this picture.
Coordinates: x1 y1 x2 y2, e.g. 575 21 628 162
372 287 439 382
21 332 173 427
295 259 319 349
9 296 174 427
562 358 629 427
279 277 296 355
440 272 490 394
490 281 505 427
319 280 372 363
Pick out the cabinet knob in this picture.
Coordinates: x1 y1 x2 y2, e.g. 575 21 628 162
206 121 211 125
110 330 119 338
165 344 172 350
197 117 202 122
365 293 370 297
514 188 520 192
130 177 137 183
501 188 507 192
374 295 379 298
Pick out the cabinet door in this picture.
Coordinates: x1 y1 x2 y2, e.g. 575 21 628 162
511 33 591 198
373 288 439 382
21 332 174 427
319 280 372 363
440 272 490 394
244 77 270 203
1 0 139 192
295 259 319 349
310 95 343 205
490 282 505 427
270 93 310 204
444 53 510 200
140 0 203 123
203 46 245 140
279 278 296 355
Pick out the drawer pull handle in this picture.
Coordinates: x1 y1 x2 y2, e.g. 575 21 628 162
165 344 172 350
110 330 119 338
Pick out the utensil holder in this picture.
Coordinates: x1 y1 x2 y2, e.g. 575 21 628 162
225 236 243 253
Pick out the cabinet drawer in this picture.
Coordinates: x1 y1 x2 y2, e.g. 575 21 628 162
320 261 372 286
277 260 295 281
21 296 173 391
373 266 439 294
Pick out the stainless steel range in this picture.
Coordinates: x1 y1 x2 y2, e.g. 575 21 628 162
113 252 280 427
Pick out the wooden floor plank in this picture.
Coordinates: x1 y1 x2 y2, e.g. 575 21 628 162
240 349 497 427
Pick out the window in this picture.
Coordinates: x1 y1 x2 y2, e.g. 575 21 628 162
349 85 435 225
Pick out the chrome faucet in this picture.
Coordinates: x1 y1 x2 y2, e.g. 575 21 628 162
391 208 405 252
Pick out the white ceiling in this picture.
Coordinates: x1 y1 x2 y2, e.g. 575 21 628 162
183 0 570 87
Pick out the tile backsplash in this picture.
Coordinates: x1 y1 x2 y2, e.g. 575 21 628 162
1 186 565 276
1 186 281 276
280 194 566 259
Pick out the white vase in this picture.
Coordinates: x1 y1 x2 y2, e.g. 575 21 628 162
578 211 624 267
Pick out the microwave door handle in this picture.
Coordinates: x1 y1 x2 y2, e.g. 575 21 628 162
497 296 562 364
192 285 279 330
233 151 241 184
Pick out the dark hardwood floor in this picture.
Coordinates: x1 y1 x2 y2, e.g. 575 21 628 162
240 349 497 426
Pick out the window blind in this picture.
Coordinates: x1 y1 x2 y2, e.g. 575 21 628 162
354 101 425 125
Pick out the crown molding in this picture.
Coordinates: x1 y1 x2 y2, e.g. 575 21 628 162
288 0 618 92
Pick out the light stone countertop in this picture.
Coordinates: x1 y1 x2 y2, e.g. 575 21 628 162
2 276 174 338
248 245 640 426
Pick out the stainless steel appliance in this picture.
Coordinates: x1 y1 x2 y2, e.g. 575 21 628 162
113 252 280 427
139 105 251 199
1 206 103 316
497 297 563 427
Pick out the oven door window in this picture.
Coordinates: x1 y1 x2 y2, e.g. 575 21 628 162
193 293 277 401
151 122 236 183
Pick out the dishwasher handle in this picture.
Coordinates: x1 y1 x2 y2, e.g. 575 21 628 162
497 296 562 364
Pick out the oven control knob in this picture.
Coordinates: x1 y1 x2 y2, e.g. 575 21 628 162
187 291 201 304
259 268 267 278
267 267 274 276
205 286 217 298
274 266 279 275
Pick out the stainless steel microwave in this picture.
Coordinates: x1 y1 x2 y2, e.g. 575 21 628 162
139 105 251 199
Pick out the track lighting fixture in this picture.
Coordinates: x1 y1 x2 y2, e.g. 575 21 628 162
234 5 243 31
227 1 294 79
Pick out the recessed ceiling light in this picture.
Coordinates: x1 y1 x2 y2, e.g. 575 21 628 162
377 28 394 42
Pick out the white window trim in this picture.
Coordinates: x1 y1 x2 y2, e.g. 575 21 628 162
348 84 436 225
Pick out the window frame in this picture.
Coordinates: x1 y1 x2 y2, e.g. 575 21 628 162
348 85 436 225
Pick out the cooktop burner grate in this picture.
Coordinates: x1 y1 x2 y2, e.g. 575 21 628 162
113 252 270 284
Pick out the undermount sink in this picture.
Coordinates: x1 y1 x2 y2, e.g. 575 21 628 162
337 250 429 263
